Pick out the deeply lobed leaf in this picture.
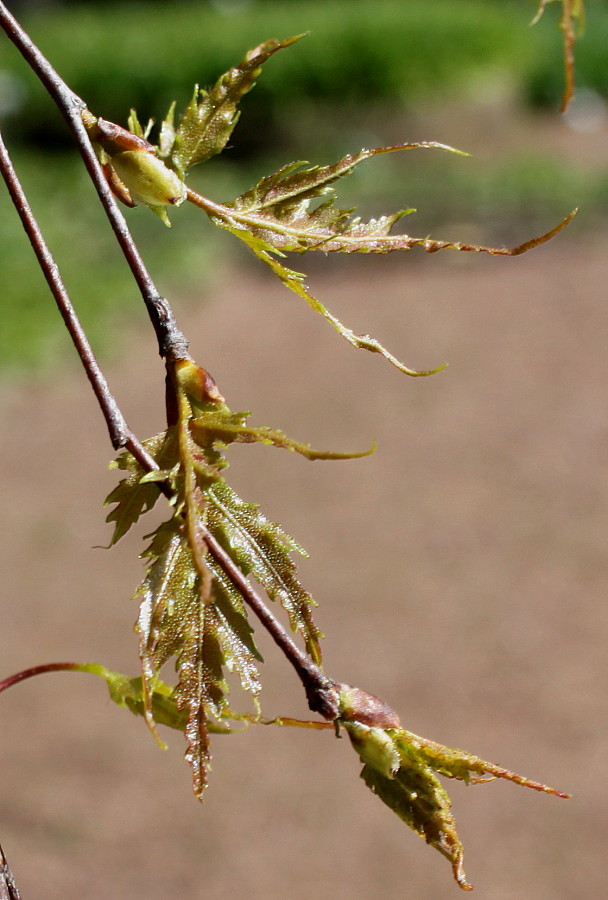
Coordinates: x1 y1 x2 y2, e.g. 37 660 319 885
187 139 573 378
169 35 302 177
222 143 462 253
338 686 569 891
104 360 363 793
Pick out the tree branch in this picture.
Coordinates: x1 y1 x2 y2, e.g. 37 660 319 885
0 843 21 900
0 1 188 362
0 128 131 450
0 4 338 720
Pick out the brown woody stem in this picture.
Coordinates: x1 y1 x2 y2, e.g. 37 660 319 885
0 1 188 362
0 1 338 722
0 842 22 900
0 128 131 450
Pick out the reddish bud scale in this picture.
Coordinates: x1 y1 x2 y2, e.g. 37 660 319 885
337 684 401 729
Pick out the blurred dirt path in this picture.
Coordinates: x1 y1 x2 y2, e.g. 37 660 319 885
1 238 607 899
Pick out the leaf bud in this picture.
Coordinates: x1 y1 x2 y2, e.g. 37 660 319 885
343 721 401 779
110 150 186 209
337 684 403 778
175 359 225 404
337 684 401 729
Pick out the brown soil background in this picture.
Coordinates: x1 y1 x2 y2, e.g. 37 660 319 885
1 237 607 899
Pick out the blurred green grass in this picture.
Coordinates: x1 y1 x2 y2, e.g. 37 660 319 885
1 0 608 373
0 150 234 373
5 0 532 149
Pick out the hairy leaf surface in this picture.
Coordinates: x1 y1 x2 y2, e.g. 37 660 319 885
170 36 301 177
340 708 569 891
105 432 170 545
104 360 361 793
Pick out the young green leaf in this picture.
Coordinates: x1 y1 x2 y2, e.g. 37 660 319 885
186 140 574 377
134 514 249 794
189 138 574 257
190 405 374 460
127 108 153 141
337 685 569 891
105 432 173 546
170 35 302 178
212 220 446 378
69 663 237 735
105 359 366 793
218 143 463 253
206 479 323 664
158 100 177 159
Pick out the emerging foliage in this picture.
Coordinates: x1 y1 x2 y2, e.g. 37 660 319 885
165 36 302 178
337 685 569 891
105 359 366 795
85 30 574 884
99 353 570 886
0 12 574 893
86 34 574 378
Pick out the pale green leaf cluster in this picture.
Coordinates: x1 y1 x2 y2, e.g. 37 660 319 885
94 35 573 376
337 685 569 890
104 360 366 795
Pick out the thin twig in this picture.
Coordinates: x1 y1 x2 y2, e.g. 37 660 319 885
0 1 188 361
0 5 337 717
0 128 130 450
0 662 83 696
0 843 21 900
0 127 334 713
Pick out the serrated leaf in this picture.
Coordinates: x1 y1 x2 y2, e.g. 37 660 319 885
223 143 461 253
104 432 169 545
198 151 574 257
215 222 444 378
104 477 161 546
340 706 569 891
192 161 573 379
206 479 323 664
107 360 369 794
134 517 234 793
175 589 217 797
171 36 302 177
